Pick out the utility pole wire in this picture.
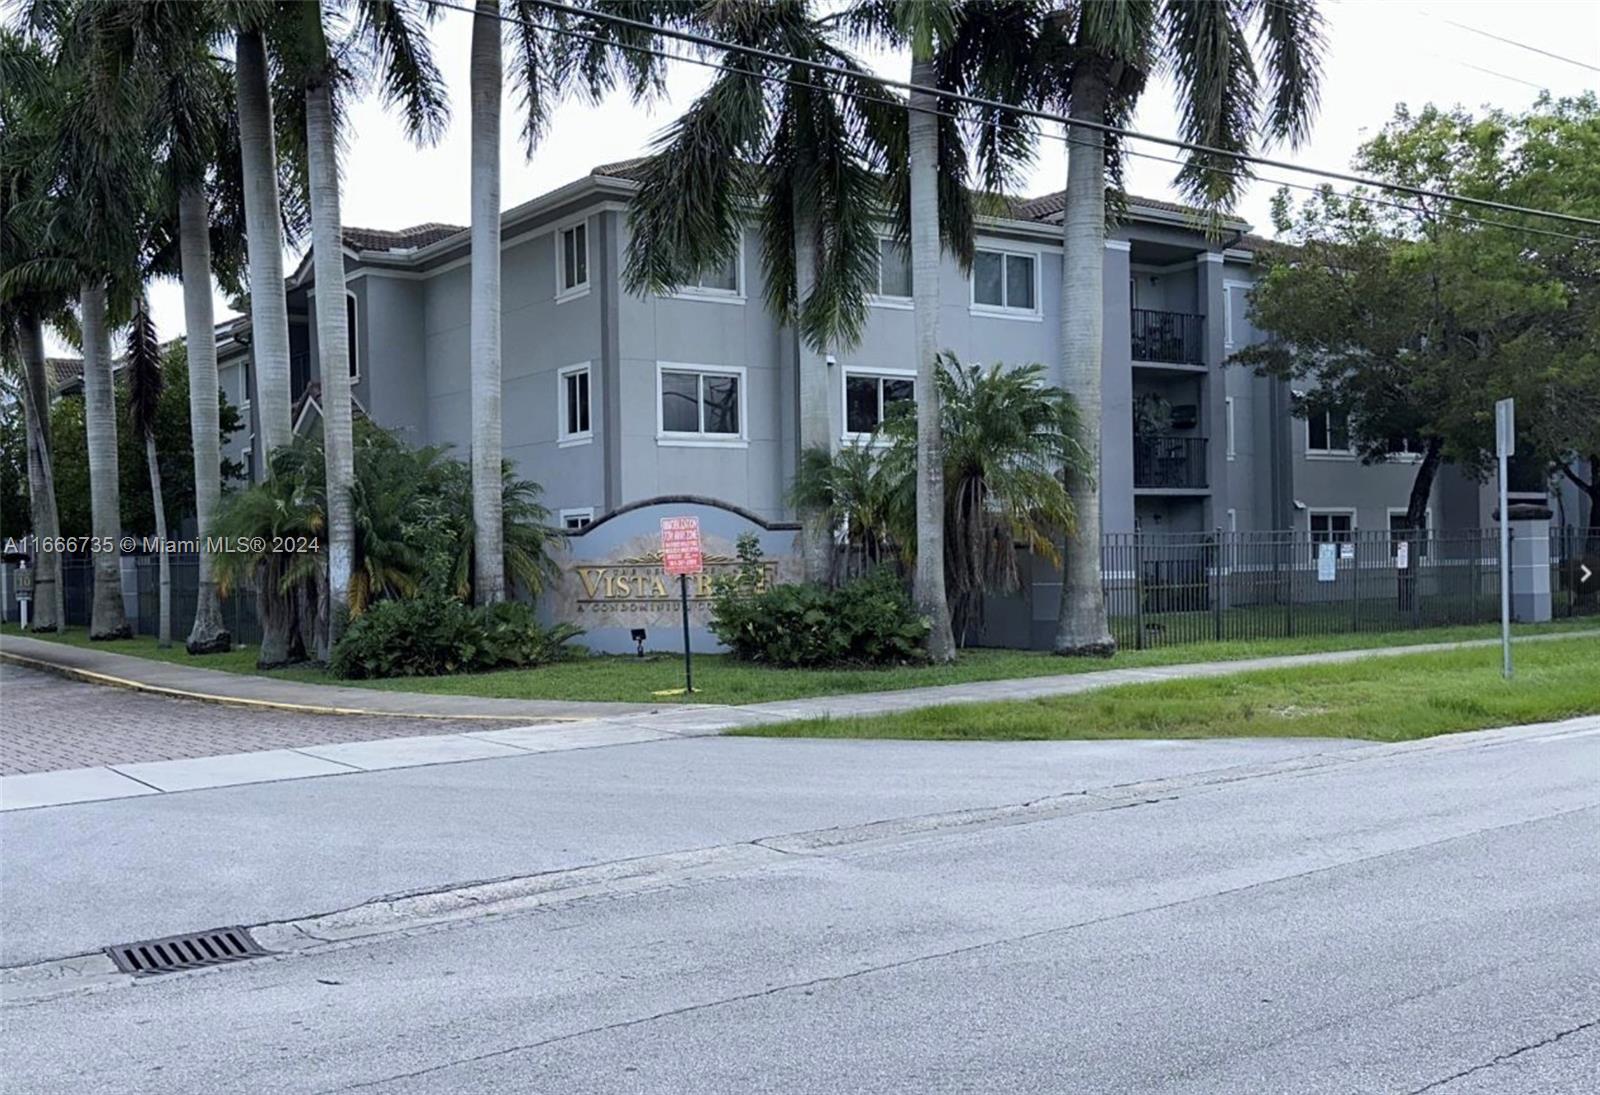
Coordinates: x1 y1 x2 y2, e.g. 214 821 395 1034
432 0 1600 245
443 0 1600 231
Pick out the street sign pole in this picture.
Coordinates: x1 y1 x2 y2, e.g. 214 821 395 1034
660 516 703 695
679 574 693 693
1495 398 1514 680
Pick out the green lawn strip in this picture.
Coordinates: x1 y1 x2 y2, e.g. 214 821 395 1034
3 618 1596 706
734 636 1600 742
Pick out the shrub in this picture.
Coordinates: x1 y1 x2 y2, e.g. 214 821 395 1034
710 568 929 668
329 593 583 679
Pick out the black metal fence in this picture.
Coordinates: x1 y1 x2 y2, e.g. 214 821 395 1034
1130 308 1205 365
1099 527 1593 651
1553 525 1600 621
58 556 262 645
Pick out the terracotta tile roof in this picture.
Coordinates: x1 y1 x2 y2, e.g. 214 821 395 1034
47 357 84 391
596 159 1245 229
342 222 465 252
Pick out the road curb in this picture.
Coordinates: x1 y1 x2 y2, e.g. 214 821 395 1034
0 649 554 723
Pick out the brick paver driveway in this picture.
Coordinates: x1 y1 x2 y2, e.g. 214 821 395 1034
0 663 477 775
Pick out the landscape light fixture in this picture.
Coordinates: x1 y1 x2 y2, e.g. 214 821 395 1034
631 628 648 657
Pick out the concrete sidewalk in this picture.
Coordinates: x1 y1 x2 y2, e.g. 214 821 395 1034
2 628 1593 812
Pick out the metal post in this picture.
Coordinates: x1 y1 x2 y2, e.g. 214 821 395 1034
1134 535 1145 651
1351 535 1361 634
679 574 694 693
1470 532 1480 624
1502 523 1514 680
1212 528 1223 642
1286 533 1296 638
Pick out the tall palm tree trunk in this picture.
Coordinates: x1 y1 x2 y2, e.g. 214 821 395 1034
178 185 233 654
792 200 833 584
235 27 293 456
1052 67 1116 657
79 282 131 640
305 73 355 643
17 314 62 631
908 55 955 663
143 431 172 647
469 0 505 605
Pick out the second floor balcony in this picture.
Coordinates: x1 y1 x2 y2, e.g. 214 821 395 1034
1134 435 1209 490
1131 309 1205 366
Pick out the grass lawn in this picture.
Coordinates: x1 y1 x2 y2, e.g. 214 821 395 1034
734 635 1600 742
3 617 1596 706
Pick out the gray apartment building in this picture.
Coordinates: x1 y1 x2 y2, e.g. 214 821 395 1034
202 159 1588 650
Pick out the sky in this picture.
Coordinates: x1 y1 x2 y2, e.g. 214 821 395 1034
136 0 1600 347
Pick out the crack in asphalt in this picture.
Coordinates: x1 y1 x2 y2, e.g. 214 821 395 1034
1403 1017 1600 1093
314 803 1600 1094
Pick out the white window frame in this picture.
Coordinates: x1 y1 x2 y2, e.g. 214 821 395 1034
556 358 595 445
868 234 914 310
557 361 594 447
1223 279 1252 349
560 507 595 531
1308 507 1358 541
1383 436 1426 463
655 362 749 448
668 234 745 304
1226 507 1238 533
1306 408 1355 459
969 244 1042 321
555 219 591 302
1385 506 1433 554
1224 396 1236 460
345 291 360 382
841 367 917 442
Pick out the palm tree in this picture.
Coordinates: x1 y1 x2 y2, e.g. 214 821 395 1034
884 354 1087 642
234 21 293 455
789 441 907 583
469 0 504 605
0 30 66 631
78 280 132 638
622 2 910 583
1040 1 1325 656
125 293 171 646
280 0 448 644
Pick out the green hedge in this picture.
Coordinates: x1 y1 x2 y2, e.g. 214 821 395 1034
709 569 929 668
330 594 583 679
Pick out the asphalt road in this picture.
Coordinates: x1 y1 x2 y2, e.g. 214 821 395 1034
3 706 1597 1092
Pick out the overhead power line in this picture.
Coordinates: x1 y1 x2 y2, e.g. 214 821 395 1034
481 0 1600 231
428 0 1600 244
1430 12 1600 74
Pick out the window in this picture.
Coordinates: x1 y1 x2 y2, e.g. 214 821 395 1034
1387 508 1432 558
1307 407 1352 454
560 508 595 531
1224 396 1236 460
1385 435 1424 459
844 370 916 437
657 364 744 443
346 293 359 379
874 238 912 300
1309 510 1355 559
558 223 589 298
558 363 593 445
691 251 740 295
240 360 253 409
971 247 1037 314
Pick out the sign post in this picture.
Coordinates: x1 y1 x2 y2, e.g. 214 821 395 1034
15 561 31 630
1495 398 1514 680
660 516 703 693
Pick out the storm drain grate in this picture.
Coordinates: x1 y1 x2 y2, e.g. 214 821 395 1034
106 927 269 976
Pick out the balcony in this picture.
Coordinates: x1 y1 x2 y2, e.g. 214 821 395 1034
1131 309 1205 366
1134 435 1208 490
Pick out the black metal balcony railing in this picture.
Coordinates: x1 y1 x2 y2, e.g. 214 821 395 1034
1131 309 1205 366
1134 434 1208 489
